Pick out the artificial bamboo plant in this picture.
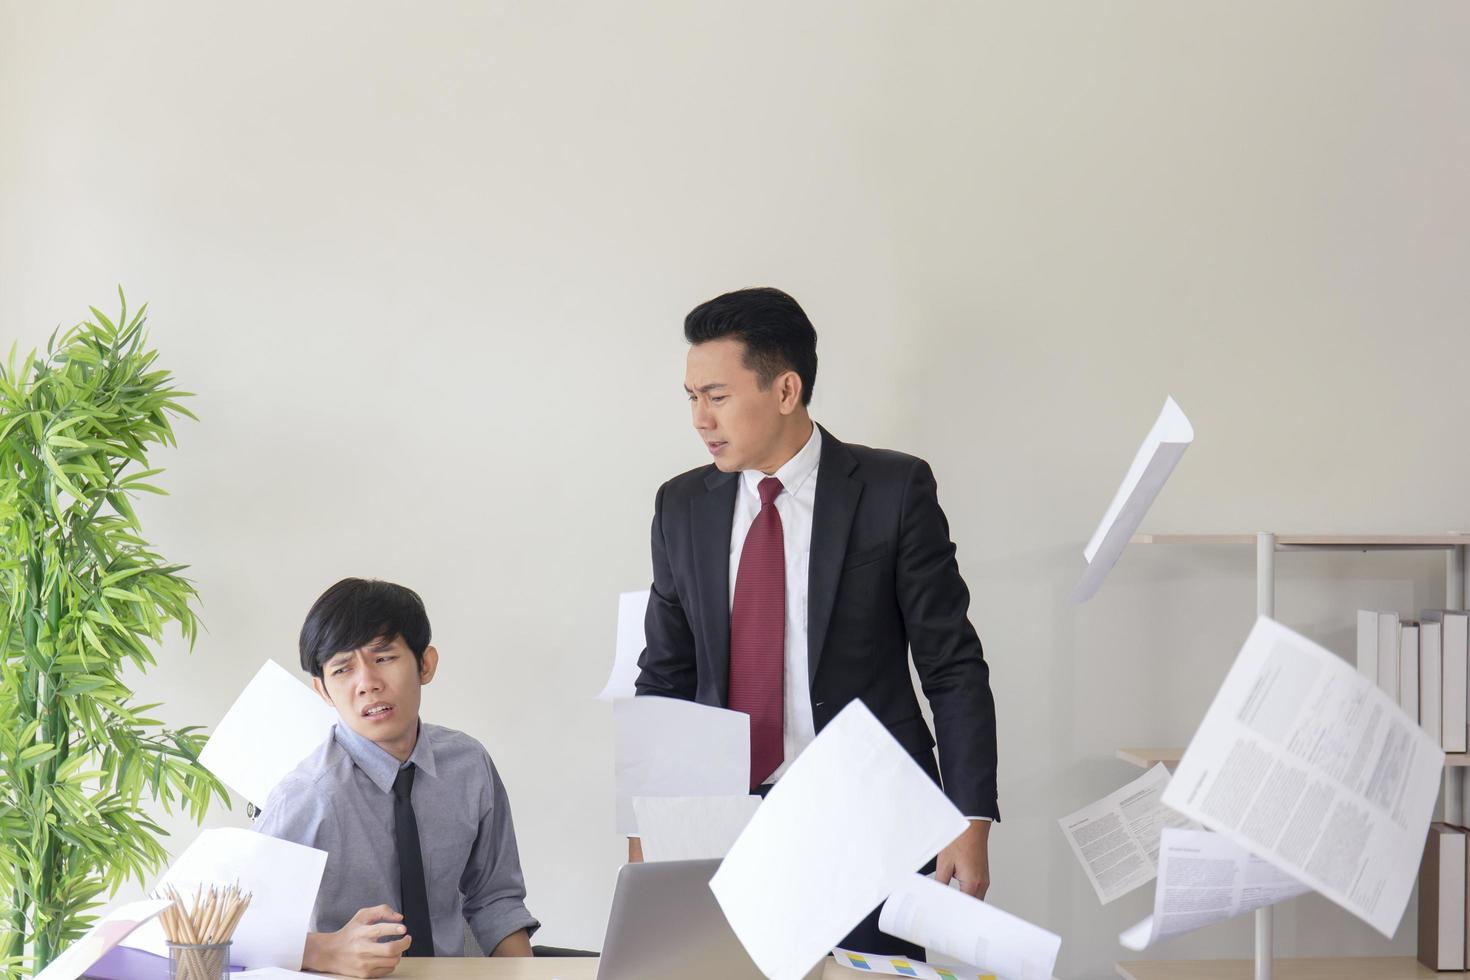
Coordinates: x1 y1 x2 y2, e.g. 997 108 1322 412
0 293 228 977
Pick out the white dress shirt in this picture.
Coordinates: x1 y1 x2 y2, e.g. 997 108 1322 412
729 423 822 782
725 424 991 823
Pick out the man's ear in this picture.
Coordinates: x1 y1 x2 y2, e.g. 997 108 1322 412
419 645 439 685
777 370 804 415
311 676 334 706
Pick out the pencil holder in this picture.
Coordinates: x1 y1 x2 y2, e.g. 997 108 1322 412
166 941 231 980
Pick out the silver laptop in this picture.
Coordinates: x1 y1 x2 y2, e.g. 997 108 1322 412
596 859 767 980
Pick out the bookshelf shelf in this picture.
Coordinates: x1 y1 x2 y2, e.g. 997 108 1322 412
1132 533 1470 549
1117 748 1470 769
1116 958 1466 980
1116 747 1182 768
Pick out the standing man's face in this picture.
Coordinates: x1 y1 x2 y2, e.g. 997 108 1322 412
684 338 801 474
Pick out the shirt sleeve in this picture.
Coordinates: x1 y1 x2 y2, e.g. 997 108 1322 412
461 751 540 953
254 773 338 932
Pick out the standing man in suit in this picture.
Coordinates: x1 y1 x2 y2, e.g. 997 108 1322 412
634 287 998 958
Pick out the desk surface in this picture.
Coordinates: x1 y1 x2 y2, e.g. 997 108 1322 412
326 954 867 979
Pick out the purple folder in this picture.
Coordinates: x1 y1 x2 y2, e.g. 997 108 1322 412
83 946 245 980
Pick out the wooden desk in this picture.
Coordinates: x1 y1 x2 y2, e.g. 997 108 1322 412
325 954 869 979
1116 958 1470 980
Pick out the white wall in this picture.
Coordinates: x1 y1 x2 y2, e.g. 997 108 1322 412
3 2 1468 976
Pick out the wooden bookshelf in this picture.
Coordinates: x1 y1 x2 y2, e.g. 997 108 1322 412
1117 958 1465 979
1118 748 1470 769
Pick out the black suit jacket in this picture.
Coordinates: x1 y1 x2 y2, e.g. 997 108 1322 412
635 425 999 819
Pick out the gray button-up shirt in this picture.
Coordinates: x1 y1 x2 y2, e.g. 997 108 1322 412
256 721 539 956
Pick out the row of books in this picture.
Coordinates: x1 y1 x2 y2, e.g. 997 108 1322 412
1356 609 1468 752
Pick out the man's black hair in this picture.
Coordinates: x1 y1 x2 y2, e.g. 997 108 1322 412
299 578 431 678
684 287 818 406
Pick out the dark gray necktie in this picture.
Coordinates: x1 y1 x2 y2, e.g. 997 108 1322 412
392 764 435 956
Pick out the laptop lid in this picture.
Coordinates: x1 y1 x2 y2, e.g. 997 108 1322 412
596 859 766 980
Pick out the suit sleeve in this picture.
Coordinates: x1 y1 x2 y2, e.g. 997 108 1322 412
896 458 1000 819
635 480 698 700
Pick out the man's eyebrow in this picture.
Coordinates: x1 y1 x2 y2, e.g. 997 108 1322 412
683 382 728 394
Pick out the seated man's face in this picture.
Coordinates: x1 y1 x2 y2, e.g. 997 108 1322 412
313 635 437 751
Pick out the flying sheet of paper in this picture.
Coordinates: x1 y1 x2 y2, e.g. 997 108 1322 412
122 828 328 969
1162 616 1445 938
1058 763 1198 905
1119 827 1310 950
879 874 1061 980
597 590 650 701
1071 396 1193 603
632 794 761 862
831 949 998 980
35 898 173 980
199 660 338 808
613 696 750 836
710 701 968 980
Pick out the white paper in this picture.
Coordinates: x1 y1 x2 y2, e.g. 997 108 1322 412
1119 828 1310 950
879 874 1060 980
1162 616 1445 937
35 898 173 980
709 701 968 980
632 794 761 862
198 660 338 808
831 949 998 980
121 828 328 969
1071 396 1193 603
1058 763 1198 904
613 696 750 836
234 971 319 980
597 590 650 701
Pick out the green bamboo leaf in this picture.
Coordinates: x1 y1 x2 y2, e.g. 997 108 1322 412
19 744 58 768
86 307 115 332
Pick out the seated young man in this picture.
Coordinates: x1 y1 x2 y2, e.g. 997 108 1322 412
257 578 538 977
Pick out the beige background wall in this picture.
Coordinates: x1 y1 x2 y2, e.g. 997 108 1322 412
3 2 1468 976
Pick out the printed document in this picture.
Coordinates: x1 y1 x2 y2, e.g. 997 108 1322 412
1058 763 1197 904
1120 827 1309 950
1162 616 1444 937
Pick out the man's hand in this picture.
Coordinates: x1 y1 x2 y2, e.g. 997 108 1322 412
627 837 644 863
935 819 991 898
301 905 412 978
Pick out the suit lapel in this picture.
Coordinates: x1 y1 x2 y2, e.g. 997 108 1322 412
807 427 861 687
691 467 738 704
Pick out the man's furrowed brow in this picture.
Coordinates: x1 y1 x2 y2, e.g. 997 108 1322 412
684 382 728 394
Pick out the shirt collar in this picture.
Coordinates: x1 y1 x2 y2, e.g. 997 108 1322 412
333 720 438 794
741 422 821 500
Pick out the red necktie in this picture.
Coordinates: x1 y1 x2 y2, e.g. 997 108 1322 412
729 476 786 789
